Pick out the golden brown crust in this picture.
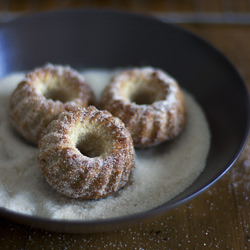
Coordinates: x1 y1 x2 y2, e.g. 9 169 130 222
38 106 135 200
9 64 94 144
100 67 186 147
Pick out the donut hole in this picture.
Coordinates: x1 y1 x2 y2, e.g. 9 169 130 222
129 84 165 105
41 76 79 103
44 88 72 103
130 89 158 105
76 133 106 158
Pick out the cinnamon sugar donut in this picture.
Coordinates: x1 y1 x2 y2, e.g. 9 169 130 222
38 106 135 200
9 64 94 144
100 67 186 147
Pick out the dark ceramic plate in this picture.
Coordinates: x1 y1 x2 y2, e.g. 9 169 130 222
0 9 249 233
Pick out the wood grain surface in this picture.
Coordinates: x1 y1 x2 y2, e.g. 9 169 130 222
1 1 250 249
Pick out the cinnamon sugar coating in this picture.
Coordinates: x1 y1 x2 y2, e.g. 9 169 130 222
9 64 94 144
38 106 135 200
100 67 186 147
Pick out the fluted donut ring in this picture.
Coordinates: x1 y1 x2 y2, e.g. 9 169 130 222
38 106 135 200
9 64 94 144
100 67 186 147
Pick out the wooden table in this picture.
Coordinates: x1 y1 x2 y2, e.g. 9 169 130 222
1 2 250 249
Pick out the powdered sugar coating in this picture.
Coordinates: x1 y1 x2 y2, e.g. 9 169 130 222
0 71 210 220
100 67 186 147
9 64 94 144
38 106 135 199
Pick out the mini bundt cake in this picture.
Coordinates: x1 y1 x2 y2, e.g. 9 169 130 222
9 64 94 144
38 106 135 200
100 67 186 147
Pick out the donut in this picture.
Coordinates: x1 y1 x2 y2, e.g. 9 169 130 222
38 106 135 200
100 67 186 147
9 64 94 144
